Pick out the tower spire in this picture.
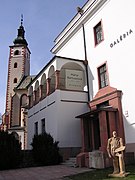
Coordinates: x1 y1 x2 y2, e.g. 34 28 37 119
21 14 23 26
13 15 28 46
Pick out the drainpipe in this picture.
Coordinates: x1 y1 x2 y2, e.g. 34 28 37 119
82 23 90 102
77 7 90 102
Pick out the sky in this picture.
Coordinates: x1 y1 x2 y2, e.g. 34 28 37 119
0 0 87 115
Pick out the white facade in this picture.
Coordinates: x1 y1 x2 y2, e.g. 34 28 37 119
27 56 89 152
28 90 88 148
51 0 135 148
27 0 135 160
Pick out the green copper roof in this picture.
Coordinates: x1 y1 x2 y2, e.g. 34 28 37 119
13 16 28 46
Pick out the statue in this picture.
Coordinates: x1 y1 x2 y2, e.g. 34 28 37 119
107 131 129 177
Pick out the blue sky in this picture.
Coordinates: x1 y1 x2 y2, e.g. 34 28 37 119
0 0 87 114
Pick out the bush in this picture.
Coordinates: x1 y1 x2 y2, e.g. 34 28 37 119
0 131 22 170
31 132 62 166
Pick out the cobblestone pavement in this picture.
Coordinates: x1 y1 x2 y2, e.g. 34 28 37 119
0 165 91 180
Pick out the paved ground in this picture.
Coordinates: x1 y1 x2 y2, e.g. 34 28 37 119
0 165 91 180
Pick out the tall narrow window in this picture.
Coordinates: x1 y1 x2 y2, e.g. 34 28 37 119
14 78 17 83
94 21 104 45
14 62 17 68
35 122 38 135
98 63 108 89
41 118 45 134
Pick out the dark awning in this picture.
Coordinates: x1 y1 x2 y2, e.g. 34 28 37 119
76 106 117 118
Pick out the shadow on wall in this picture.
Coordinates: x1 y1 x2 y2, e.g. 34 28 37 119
87 65 94 100
123 115 135 158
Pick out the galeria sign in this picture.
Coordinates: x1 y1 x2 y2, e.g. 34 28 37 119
110 29 133 48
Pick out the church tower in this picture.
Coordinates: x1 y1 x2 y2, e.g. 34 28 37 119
5 16 31 128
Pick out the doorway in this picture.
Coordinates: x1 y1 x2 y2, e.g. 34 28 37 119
84 113 101 151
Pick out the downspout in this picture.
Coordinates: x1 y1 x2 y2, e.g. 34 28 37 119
77 7 90 102
82 24 90 102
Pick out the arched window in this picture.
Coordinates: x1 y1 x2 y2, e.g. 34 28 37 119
28 86 33 108
34 81 40 104
21 94 28 107
14 78 17 83
41 73 47 99
14 62 17 68
48 66 55 94
14 50 20 55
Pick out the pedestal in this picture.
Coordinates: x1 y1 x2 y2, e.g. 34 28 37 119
108 172 130 178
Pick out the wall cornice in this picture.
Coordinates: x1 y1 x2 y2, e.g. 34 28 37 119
51 0 108 54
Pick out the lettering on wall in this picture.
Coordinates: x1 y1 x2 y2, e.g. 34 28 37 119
110 29 133 48
66 69 83 91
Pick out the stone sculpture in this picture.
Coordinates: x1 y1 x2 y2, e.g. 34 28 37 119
107 131 129 177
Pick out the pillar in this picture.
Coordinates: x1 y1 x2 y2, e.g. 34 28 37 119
33 90 36 105
39 85 43 100
46 78 51 96
81 118 87 152
91 120 95 150
117 93 125 143
108 111 117 137
99 111 108 152
55 70 60 89
28 93 33 108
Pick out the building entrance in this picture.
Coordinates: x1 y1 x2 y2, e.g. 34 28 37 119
84 113 101 151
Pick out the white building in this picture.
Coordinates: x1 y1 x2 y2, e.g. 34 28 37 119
52 0 135 165
4 0 135 167
27 56 89 158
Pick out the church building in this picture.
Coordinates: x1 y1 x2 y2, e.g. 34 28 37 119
2 17 34 149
